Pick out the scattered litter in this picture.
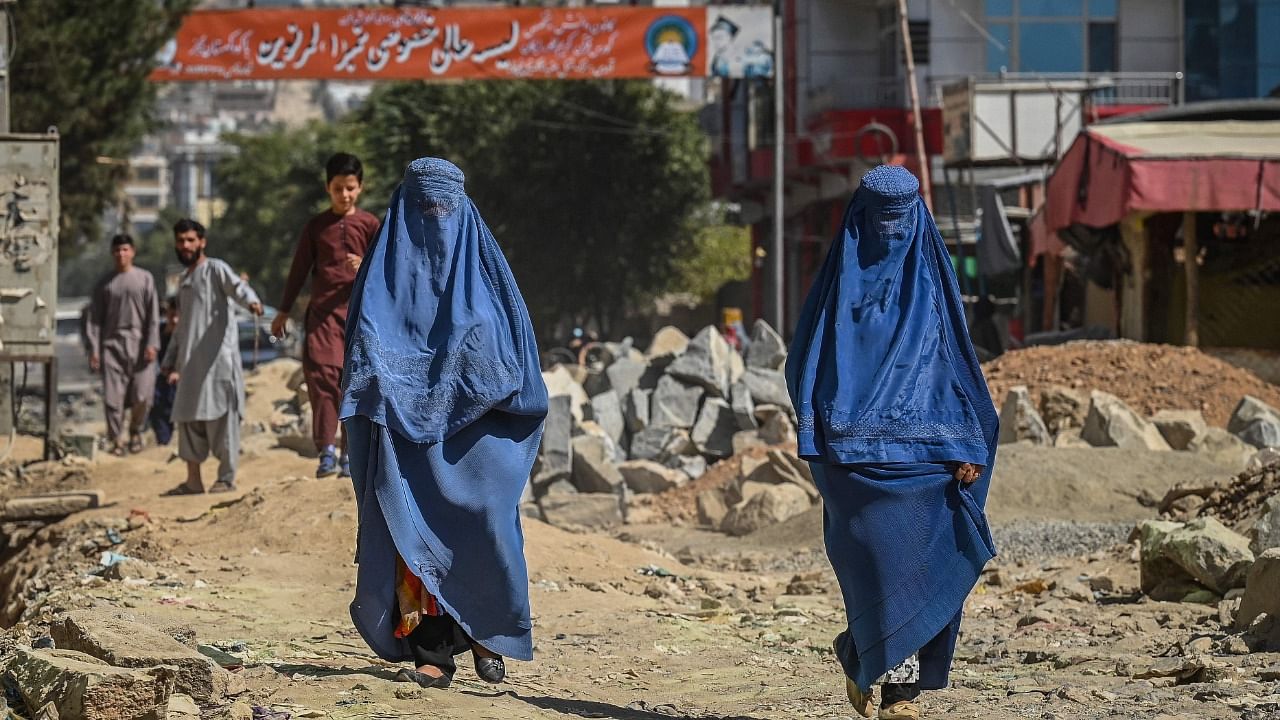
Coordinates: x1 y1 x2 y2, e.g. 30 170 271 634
97 551 130 568
637 565 676 578
104 528 124 545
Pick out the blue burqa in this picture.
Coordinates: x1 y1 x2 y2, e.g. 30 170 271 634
785 165 998 693
341 158 548 662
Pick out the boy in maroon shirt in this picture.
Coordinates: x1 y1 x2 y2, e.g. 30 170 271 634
273 153 381 477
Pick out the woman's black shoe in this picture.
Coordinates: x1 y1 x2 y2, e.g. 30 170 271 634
474 655 505 684
396 667 453 688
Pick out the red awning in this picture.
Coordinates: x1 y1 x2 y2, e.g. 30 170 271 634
1044 121 1280 234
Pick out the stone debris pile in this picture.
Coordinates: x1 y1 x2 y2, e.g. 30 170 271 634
527 321 817 535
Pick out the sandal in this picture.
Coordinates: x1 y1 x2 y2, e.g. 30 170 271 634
128 436 143 454
395 667 452 689
162 483 204 496
209 481 238 494
109 445 126 457
846 678 875 718
879 700 921 719
474 655 505 684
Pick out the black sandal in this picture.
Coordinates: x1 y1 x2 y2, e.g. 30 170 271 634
474 655 505 684
396 667 452 689
162 483 204 496
128 436 144 454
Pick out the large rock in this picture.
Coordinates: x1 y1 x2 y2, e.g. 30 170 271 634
51 611 240 702
732 430 767 454
629 425 682 462
746 319 787 370
589 391 626 451
1228 396 1280 449
9 647 174 720
1238 548 1280 632
758 407 797 446
1151 410 1209 451
1188 427 1256 472
624 388 651 435
569 435 624 493
743 449 818 501
538 494 623 530
543 364 590 424
535 395 573 484
691 398 738 458
730 382 757 430
1140 517 1255 597
997 385 1050 446
618 460 687 494
697 488 730 528
650 376 704 429
1039 385 1088 435
604 356 649 399
721 483 812 536
666 326 740 398
665 454 707 480
741 367 792 410
645 326 690 360
1081 391 1171 450
1251 495 1280 556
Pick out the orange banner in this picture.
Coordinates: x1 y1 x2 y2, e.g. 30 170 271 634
150 7 777 82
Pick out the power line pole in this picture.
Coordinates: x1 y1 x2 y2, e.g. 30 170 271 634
771 3 785 333
896 0 932 210
0 0 13 133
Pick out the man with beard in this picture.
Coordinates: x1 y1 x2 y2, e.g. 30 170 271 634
161 218 263 495
85 234 161 456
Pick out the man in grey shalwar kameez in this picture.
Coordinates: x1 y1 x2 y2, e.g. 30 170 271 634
161 219 263 495
86 234 161 456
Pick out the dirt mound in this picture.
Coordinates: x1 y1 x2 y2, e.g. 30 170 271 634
636 445 779 526
983 341 1280 428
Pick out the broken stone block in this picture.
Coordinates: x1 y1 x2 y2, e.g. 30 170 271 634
741 367 792 411
1189 427 1255 472
691 398 737 458
746 319 787 370
666 326 739 398
1229 396 1280 449
696 488 730 528
589 391 626 453
10 647 175 720
538 493 623 530
1039 385 1088 435
1250 495 1280 556
624 388 651 435
569 435 624 493
1151 410 1209 451
645 325 690 360
618 460 687 494
103 558 159 582
665 454 707 480
758 408 797 446
650 376 703 430
51 611 241 702
721 483 812 536
732 430 767 455
730 382 757 430
1081 391 1171 451
543 365 590 424
604 355 648 398
998 385 1050 446
743 449 818 501
535 395 573 485
1140 517 1254 597
1238 548 1280 632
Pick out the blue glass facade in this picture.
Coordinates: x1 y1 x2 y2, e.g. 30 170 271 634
983 0 1116 73
1185 0 1280 100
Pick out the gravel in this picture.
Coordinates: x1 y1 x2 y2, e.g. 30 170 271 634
991 520 1133 565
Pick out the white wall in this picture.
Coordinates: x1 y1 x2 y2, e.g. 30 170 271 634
1119 0 1183 73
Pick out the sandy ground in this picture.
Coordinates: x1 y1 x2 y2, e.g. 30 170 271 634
2 364 1277 719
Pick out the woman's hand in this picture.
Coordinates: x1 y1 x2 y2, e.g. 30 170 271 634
954 463 982 484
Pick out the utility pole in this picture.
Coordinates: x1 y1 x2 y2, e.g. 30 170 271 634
896 0 932 210
0 0 13 133
771 2 785 333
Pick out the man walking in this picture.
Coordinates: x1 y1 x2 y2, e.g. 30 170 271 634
85 234 161 456
162 219 263 495
272 152 379 478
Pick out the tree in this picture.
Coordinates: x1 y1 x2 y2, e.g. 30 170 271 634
353 80 711 337
11 0 195 251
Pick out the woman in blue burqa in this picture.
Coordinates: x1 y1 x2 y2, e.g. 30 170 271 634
785 166 998 719
341 158 548 689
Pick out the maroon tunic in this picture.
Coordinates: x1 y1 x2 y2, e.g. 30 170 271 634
278 209 380 368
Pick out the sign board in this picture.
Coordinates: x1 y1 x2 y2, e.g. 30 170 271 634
0 134 59 353
151 6 775 82
942 79 1085 166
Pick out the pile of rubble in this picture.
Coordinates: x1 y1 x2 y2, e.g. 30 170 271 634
528 321 818 536
997 383 1280 470
984 341 1280 428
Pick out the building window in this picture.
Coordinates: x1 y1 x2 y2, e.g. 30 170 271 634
984 0 1117 73
133 166 161 183
133 194 160 210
